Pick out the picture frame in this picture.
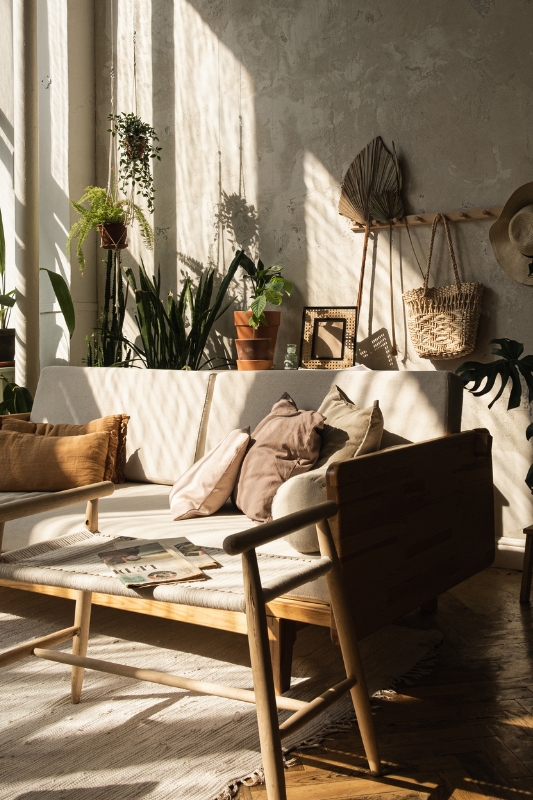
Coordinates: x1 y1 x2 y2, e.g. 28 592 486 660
299 306 357 369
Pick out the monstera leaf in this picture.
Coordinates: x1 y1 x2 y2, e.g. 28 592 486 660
456 338 533 410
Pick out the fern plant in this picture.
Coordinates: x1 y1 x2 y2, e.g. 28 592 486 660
66 186 154 272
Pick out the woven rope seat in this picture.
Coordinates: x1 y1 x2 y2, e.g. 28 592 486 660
0 531 331 613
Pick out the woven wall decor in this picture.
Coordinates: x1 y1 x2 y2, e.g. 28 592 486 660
402 214 483 360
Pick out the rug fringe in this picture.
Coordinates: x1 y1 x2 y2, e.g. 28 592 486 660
214 630 443 799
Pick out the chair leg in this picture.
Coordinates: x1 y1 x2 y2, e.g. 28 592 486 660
267 617 297 696
520 532 533 604
71 590 92 704
242 550 287 800
317 520 381 776
0 521 4 554
421 596 438 613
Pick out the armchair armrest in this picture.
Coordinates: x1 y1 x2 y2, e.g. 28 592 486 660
0 481 115 552
223 501 338 555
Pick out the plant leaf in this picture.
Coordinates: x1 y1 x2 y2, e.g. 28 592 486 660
41 269 75 339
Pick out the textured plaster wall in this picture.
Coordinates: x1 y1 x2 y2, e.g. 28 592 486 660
94 0 533 557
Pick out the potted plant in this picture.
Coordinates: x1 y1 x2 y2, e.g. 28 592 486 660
108 113 162 214
0 208 15 365
234 254 292 369
66 186 154 272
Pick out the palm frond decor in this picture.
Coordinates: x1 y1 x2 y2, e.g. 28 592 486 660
339 136 403 343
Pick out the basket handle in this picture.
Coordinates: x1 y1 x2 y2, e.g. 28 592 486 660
423 213 461 293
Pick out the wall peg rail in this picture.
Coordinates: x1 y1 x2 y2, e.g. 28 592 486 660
349 206 503 232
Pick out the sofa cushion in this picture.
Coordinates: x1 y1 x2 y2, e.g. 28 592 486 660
234 393 324 523
0 430 110 492
203 369 463 454
315 387 383 468
1 415 128 483
169 428 250 520
271 465 328 554
30 367 215 485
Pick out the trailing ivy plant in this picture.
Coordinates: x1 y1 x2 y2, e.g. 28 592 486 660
108 113 162 214
238 254 292 328
67 186 153 272
456 338 533 490
116 250 245 370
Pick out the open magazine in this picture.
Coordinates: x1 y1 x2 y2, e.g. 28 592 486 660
97 537 220 588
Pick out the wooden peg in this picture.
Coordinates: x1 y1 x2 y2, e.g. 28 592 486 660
458 211 468 219
482 209 492 216
414 216 423 222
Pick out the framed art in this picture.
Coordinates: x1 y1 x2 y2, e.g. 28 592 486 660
299 307 357 369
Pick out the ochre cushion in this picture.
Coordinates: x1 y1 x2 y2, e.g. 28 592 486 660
169 428 250 520
234 393 324 523
314 386 383 468
0 415 129 483
0 430 110 491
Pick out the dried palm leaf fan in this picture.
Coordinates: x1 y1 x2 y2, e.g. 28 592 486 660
339 137 403 346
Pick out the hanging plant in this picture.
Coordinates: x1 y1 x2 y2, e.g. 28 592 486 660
108 113 162 214
66 186 153 272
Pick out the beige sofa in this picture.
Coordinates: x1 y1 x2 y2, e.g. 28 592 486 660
0 366 495 691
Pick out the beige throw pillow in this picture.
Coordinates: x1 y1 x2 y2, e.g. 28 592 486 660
314 386 383 468
0 415 129 483
234 393 325 523
169 428 250 520
0 430 110 492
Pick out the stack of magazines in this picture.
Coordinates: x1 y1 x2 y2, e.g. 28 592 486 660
97 537 220 588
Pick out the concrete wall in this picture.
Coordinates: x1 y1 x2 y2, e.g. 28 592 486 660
93 0 533 563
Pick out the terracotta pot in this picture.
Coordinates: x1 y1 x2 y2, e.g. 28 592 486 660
236 359 273 371
98 223 128 250
0 328 15 363
126 136 147 160
235 338 272 361
234 310 281 361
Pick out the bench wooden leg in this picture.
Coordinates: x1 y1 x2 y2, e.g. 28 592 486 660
317 519 381 777
520 531 533 605
243 550 287 800
267 617 297 696
71 590 92 704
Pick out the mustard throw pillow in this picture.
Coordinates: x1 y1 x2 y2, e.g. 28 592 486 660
0 430 110 492
234 393 325 523
0 415 129 483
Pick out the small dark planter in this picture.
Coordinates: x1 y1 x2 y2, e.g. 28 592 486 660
98 223 128 250
235 338 272 361
0 328 15 363
126 136 147 160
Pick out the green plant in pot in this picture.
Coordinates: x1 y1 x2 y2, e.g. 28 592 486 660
108 113 162 214
66 186 154 272
456 338 533 490
234 254 292 369
0 207 15 364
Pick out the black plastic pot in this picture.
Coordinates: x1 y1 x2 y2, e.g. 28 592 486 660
0 328 15 363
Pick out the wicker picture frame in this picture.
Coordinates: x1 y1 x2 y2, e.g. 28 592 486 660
299 307 357 369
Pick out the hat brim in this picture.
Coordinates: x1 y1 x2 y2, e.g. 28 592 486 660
489 182 533 286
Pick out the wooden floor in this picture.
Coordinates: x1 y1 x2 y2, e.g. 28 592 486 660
239 567 533 800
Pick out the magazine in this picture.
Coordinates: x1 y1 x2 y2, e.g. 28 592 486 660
169 537 220 569
97 540 204 588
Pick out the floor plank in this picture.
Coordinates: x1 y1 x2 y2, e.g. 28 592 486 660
241 568 533 799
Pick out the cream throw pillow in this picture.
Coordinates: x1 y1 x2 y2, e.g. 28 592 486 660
169 428 250 520
0 430 110 492
314 385 383 468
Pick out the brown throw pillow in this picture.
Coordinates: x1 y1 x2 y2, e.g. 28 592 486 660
314 386 383 468
234 393 324 523
0 415 129 483
0 430 110 492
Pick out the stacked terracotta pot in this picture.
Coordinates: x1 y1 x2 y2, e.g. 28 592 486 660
234 311 280 370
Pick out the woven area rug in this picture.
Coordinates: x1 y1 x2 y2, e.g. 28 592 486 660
0 587 442 800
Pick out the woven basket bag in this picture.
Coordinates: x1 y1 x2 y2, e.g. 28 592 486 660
402 213 483 360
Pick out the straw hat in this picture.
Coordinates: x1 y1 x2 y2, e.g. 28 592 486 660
489 182 533 285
